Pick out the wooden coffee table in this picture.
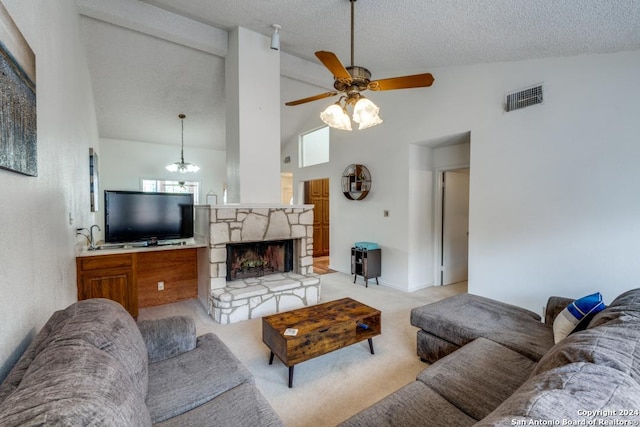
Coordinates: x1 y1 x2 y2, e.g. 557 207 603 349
262 297 381 388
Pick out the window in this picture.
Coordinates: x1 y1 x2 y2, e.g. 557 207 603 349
299 126 329 167
141 179 200 204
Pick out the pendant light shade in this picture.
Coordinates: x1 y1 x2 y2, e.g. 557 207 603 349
320 102 352 131
352 97 383 130
166 114 200 173
320 95 382 131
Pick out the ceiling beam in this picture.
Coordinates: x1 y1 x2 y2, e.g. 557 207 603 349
77 0 227 57
78 0 329 91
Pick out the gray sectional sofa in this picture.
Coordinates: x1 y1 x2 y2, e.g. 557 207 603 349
0 298 283 426
340 288 640 426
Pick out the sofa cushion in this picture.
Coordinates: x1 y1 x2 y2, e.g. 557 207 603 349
58 299 150 395
589 288 640 329
532 323 640 381
0 299 149 402
138 316 197 363
155 382 283 427
552 292 605 343
0 339 151 426
416 329 461 363
338 380 477 427
475 362 640 426
0 309 70 404
410 293 554 361
146 333 254 424
416 337 537 421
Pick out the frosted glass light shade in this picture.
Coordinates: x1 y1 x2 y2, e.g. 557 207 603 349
320 103 352 131
166 162 200 173
352 97 383 130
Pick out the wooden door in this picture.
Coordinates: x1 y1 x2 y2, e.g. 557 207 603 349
304 178 330 257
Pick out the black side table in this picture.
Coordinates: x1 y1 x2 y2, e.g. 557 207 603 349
351 247 381 287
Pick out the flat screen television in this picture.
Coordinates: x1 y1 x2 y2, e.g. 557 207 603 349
104 190 194 244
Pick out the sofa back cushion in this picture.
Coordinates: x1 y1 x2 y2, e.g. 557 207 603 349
531 324 640 381
50 299 149 396
588 288 640 328
476 363 640 426
532 288 640 381
0 309 70 404
0 339 151 426
0 299 149 403
138 316 197 364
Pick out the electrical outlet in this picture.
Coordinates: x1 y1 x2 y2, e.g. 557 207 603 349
158 281 164 291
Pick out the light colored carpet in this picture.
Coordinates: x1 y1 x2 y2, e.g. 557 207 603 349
138 272 467 426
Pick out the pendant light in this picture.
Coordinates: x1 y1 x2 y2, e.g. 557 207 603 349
166 113 200 173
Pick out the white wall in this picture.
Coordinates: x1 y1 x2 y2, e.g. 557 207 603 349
226 27 281 204
469 52 640 314
0 0 100 382
96 137 226 240
282 50 640 312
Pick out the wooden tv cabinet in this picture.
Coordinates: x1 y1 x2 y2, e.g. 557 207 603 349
76 245 201 318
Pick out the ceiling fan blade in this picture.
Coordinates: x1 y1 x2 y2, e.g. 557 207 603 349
368 73 435 91
315 51 351 80
285 91 338 106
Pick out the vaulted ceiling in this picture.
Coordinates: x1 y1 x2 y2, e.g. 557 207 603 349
78 0 640 151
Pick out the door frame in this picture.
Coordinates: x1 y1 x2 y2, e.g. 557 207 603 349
302 177 330 258
433 165 470 286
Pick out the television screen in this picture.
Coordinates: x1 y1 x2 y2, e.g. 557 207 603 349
104 191 194 244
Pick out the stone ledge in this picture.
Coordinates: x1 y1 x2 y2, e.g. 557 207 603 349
210 272 321 324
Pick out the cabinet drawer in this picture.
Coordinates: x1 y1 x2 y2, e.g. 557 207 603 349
78 254 133 271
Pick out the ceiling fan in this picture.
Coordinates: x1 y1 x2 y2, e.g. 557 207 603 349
285 0 435 130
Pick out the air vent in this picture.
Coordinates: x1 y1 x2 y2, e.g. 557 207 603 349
505 84 543 112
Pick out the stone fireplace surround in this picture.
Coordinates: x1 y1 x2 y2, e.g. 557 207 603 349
196 205 320 324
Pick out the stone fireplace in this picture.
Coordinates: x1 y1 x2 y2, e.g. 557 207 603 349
195 205 320 324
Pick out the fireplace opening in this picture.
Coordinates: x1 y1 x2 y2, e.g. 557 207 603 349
226 240 294 281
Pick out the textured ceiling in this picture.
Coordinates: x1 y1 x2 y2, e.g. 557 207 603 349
142 0 640 73
79 0 640 150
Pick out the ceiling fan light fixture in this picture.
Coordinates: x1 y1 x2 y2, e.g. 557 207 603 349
320 102 352 131
352 97 382 130
284 0 433 130
166 113 200 173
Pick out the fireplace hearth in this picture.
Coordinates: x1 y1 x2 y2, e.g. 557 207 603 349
226 240 293 281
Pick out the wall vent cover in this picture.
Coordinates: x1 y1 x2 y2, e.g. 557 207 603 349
505 84 543 112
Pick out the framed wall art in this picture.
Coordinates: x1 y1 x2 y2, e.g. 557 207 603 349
0 2 37 176
89 148 99 212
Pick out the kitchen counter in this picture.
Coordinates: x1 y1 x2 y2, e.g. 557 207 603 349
77 240 207 257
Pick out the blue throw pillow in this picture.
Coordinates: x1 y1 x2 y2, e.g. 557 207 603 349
553 292 606 343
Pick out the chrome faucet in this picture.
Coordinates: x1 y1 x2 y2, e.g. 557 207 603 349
89 225 101 250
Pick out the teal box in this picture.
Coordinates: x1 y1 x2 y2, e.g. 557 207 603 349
354 241 379 250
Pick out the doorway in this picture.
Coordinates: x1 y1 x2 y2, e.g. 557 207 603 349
439 168 470 286
304 178 330 258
